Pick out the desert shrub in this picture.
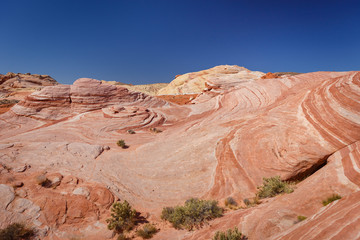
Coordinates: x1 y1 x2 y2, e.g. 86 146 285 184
107 200 137 234
297 215 307 222
257 176 293 199
322 194 341 206
117 140 127 149
243 199 250 206
161 198 223 230
117 233 129 240
136 224 158 239
224 197 237 208
149 127 162 133
35 175 52 187
127 129 135 134
0 223 36 240
212 227 247 240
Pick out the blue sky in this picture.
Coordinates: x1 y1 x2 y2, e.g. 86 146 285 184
0 0 359 84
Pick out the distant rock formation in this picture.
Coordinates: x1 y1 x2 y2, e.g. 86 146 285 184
157 65 265 95
10 78 168 120
101 80 168 96
261 72 280 79
0 72 57 89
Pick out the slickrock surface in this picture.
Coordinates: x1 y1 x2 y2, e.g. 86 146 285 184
157 65 265 95
0 67 359 239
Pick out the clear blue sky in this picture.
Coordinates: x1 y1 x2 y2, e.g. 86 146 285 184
0 0 359 84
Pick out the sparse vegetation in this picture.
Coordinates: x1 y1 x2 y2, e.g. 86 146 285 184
212 227 248 240
224 197 237 209
257 176 294 199
35 174 52 187
117 140 128 149
136 224 158 239
297 215 307 222
161 198 223 230
322 194 341 206
0 223 36 240
117 233 129 240
149 127 162 133
107 200 137 234
127 129 136 134
243 196 261 207
243 199 250 206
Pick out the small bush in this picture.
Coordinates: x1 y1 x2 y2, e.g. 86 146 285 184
117 140 128 149
35 175 52 188
161 198 223 230
322 194 341 206
127 129 135 134
136 224 158 239
224 197 237 207
0 223 36 240
212 227 247 240
243 199 251 206
149 127 162 133
257 176 293 199
107 200 137 234
297 215 307 222
117 233 129 240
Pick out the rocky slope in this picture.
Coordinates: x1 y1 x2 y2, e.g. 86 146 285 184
0 66 359 239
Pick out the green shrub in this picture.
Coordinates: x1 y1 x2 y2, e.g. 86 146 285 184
212 227 247 240
161 198 223 230
127 129 135 134
257 176 293 199
106 200 137 234
224 197 237 207
297 215 307 222
136 224 158 239
0 223 36 240
322 194 341 206
117 140 127 149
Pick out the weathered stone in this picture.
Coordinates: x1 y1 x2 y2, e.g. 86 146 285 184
72 187 90 197
0 184 15 210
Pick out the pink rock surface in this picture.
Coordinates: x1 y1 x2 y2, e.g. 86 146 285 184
0 69 359 239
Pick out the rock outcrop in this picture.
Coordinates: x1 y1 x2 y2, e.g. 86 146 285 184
261 72 280 79
9 78 168 120
157 65 265 95
0 72 57 89
101 80 169 96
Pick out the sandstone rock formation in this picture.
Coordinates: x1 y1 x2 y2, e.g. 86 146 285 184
0 72 57 89
261 72 280 79
0 72 58 115
157 65 265 95
101 80 168 96
0 68 359 239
